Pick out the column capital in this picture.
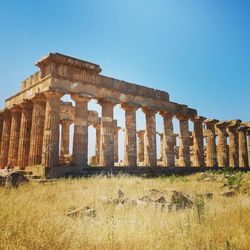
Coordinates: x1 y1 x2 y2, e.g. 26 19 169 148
60 119 73 126
204 119 219 127
176 114 189 121
121 103 138 112
10 105 22 114
32 94 46 104
137 130 145 136
97 99 117 107
159 111 174 119
2 109 11 118
191 115 206 123
20 100 33 110
142 107 157 115
216 121 230 130
71 94 90 103
237 125 249 132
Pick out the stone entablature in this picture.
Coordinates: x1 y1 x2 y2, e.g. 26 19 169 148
0 53 249 177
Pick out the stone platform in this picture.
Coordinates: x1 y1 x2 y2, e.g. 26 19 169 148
25 166 250 178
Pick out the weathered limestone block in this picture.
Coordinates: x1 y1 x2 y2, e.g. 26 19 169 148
99 100 116 167
137 130 145 164
8 107 22 166
114 123 120 163
28 95 46 166
216 121 230 167
204 119 219 167
160 112 175 167
42 92 62 168
191 116 206 167
17 101 33 169
121 104 138 166
0 110 11 168
60 119 72 156
227 120 241 167
238 126 248 167
72 95 89 167
142 108 157 166
177 115 190 167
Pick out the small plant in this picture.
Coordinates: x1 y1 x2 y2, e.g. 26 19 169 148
194 195 205 222
223 172 243 190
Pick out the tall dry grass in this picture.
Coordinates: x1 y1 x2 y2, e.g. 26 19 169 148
0 172 249 250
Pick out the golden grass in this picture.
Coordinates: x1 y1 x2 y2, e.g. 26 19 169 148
0 172 249 250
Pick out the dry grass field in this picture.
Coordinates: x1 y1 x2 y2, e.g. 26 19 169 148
0 171 249 250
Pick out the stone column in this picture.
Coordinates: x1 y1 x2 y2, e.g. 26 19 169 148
41 92 62 168
227 120 241 167
8 107 22 166
142 108 157 166
191 116 206 167
29 95 46 166
204 119 219 167
122 104 138 166
137 130 145 164
238 126 248 167
17 101 33 169
72 95 89 167
98 100 116 167
0 113 3 152
0 110 11 168
157 133 164 161
160 112 175 167
216 121 230 167
114 124 120 163
247 129 250 167
60 119 71 156
177 115 190 167
93 123 101 165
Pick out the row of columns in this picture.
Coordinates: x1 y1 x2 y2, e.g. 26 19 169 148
0 91 249 169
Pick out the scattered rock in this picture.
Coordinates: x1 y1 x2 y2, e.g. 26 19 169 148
170 191 193 210
0 171 29 188
66 206 96 218
221 190 236 197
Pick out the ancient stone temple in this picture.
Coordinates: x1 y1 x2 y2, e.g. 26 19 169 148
0 53 249 177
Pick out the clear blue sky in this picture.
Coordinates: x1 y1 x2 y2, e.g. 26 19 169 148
0 0 249 160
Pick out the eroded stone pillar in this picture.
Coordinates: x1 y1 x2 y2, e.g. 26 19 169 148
191 116 206 167
99 100 116 167
0 113 3 152
0 110 11 168
114 124 120 163
177 115 190 167
93 123 101 165
204 119 219 167
142 108 157 166
60 120 71 156
160 112 175 167
227 120 241 167
238 126 248 167
158 133 164 161
137 130 145 164
216 121 230 167
41 92 62 168
72 95 89 167
247 129 250 167
17 101 33 169
8 107 22 166
122 104 138 166
29 95 46 166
